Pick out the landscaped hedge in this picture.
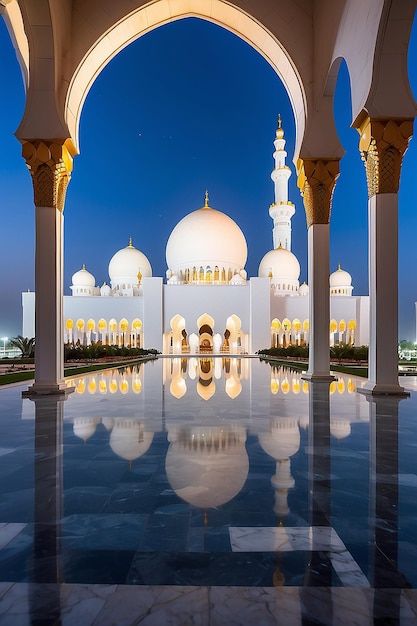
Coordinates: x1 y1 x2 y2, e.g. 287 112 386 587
257 343 368 362
64 342 159 361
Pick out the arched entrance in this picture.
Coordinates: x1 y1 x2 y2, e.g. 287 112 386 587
197 313 215 354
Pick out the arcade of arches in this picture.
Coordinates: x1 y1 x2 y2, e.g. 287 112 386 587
271 318 357 348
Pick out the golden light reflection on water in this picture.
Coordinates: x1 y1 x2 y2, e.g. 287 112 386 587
70 359 356 398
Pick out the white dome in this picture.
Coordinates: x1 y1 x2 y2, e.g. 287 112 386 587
165 195 247 281
299 282 309 296
259 246 300 296
330 265 353 296
230 273 246 285
100 282 111 296
330 265 352 288
72 265 95 287
108 240 152 283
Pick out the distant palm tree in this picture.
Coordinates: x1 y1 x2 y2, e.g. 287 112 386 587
9 335 35 358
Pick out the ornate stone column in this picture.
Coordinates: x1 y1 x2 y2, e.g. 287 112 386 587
297 158 340 380
21 138 76 395
357 117 413 395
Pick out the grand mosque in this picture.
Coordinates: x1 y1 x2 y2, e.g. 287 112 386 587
22 119 369 354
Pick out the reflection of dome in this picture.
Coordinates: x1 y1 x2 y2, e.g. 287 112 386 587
330 265 353 295
258 418 300 459
72 265 95 287
166 194 247 281
258 245 300 294
109 419 154 461
108 239 152 286
72 417 100 442
330 419 351 440
166 426 248 508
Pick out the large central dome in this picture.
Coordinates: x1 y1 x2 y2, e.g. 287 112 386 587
166 193 247 284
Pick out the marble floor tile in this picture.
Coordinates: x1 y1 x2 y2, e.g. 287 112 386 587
0 524 27 550
229 526 345 553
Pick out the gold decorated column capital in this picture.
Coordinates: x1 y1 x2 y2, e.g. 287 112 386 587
357 116 413 198
296 158 340 228
21 138 77 212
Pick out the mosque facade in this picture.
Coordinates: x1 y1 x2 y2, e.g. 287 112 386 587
22 120 369 354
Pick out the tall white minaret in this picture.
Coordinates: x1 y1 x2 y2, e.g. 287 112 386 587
269 115 295 250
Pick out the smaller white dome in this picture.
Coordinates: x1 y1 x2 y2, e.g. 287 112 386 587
100 282 111 296
299 282 309 296
167 273 180 285
100 283 111 296
330 265 353 296
330 265 352 288
258 246 300 281
230 273 246 285
259 245 300 295
72 265 95 287
109 239 152 282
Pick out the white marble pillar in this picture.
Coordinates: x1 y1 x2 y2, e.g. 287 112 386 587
298 158 339 382
29 206 67 393
20 138 76 396
356 116 413 395
306 223 332 379
363 194 404 393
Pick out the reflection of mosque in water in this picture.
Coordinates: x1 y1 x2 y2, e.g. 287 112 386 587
63 358 368 520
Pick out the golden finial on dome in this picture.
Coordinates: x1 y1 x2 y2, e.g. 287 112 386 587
276 114 284 139
278 242 283 249
137 269 142 284
82 264 86 270
128 237 133 248
204 190 209 208
338 263 341 270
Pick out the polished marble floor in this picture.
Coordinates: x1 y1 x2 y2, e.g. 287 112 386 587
1 357 417 624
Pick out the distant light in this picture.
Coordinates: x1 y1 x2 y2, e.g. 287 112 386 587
1 337 7 341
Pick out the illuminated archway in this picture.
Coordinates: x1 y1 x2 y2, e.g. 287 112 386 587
65 318 74 344
226 314 243 354
132 318 143 348
170 314 187 355
197 313 215 354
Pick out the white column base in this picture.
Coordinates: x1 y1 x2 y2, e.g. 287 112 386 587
302 372 335 383
23 382 74 397
358 381 409 397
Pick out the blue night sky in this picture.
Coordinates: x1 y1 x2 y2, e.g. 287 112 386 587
0 15 416 340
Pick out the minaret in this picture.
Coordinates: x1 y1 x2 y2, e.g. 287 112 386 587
269 115 295 250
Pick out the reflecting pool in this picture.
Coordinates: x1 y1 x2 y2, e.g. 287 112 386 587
1 357 417 624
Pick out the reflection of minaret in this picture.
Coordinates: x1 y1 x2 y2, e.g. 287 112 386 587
269 115 295 251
